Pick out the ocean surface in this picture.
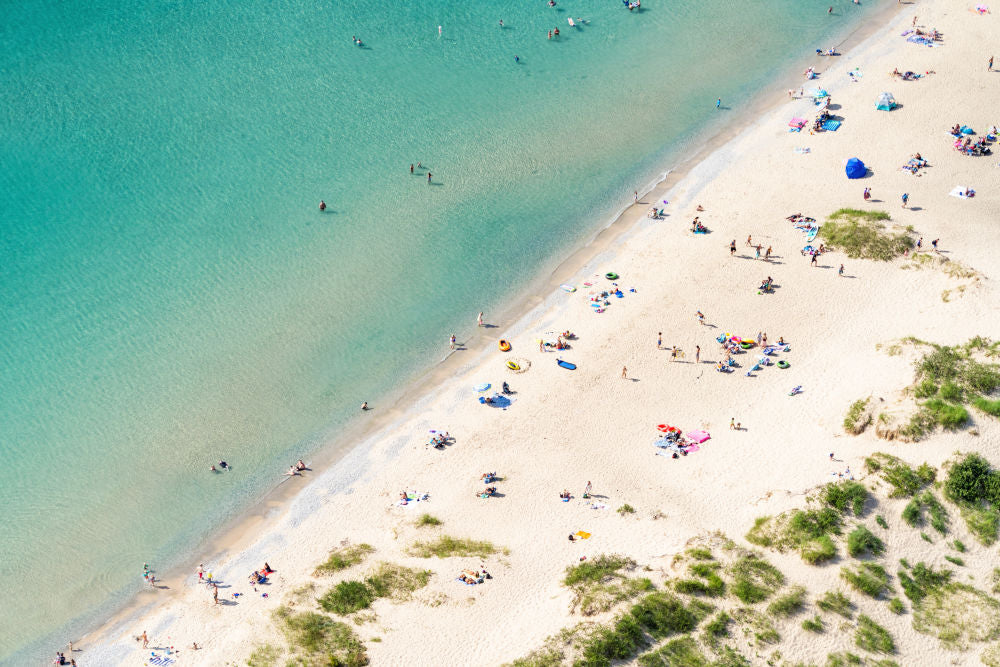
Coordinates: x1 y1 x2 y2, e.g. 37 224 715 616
0 0 878 660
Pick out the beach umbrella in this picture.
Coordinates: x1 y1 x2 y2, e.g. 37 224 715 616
845 157 867 179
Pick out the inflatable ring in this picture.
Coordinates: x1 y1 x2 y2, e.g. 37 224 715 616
605 272 619 280
656 424 669 432
499 340 511 352
740 342 753 349
506 360 520 371
777 360 790 369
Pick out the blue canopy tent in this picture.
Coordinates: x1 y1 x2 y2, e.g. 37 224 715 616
845 157 867 179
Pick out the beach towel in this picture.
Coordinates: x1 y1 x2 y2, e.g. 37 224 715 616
149 658 176 666
589 502 609 510
949 186 975 198
575 531 591 539
685 430 711 444
821 119 841 131
788 117 807 128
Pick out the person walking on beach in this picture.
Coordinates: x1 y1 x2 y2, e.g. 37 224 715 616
989 56 995 71
730 239 736 256
213 583 219 605
141 631 149 649
695 345 700 363
449 334 456 350
197 563 204 584
696 310 705 325
811 253 818 267
715 98 721 110
730 418 736 430
932 238 940 251
901 192 909 208
765 245 772 261
838 263 845 277
634 190 638 203
863 187 870 201
621 366 627 379
477 312 484 327
657 332 662 349
746 234 752 246
427 172 432 183
755 244 761 260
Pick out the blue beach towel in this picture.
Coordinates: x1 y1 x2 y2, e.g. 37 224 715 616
821 119 841 132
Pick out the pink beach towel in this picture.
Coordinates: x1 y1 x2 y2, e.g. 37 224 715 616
685 430 711 444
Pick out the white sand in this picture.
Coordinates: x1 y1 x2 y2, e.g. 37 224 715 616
82 1 1000 664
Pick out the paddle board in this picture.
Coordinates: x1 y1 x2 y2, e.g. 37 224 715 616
556 359 576 370
560 284 576 292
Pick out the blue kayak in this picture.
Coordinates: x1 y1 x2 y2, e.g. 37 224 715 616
556 359 576 370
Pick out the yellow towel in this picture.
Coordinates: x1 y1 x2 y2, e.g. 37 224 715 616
575 531 591 539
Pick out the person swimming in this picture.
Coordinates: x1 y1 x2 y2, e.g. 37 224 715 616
319 200 326 211
219 461 229 469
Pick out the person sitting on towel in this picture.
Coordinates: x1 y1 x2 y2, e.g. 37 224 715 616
559 489 571 499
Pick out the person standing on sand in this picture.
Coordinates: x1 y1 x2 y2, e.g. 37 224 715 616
901 192 909 208
197 563 204 584
410 164 414 174
141 631 149 649
765 246 772 261
746 234 752 246
427 172 432 183
696 310 705 325
730 418 736 430
621 366 627 379
730 240 736 256
839 264 845 276
634 191 638 203
213 583 219 604
657 332 662 349
695 345 700 363
989 56 994 71
811 253 818 267
863 187 870 201
449 334 456 350
932 238 940 251
755 244 761 260
477 312 484 327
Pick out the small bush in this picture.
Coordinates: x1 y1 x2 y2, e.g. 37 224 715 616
687 547 713 560
320 580 376 615
856 614 895 654
409 535 500 558
415 513 442 527
564 555 649 615
847 525 885 558
629 592 700 639
914 378 939 399
973 396 1000 417
898 562 952 603
802 615 824 632
565 554 634 587
767 586 806 617
865 453 935 497
903 491 949 534
801 535 837 565
617 503 636 515
315 544 375 575
841 562 890 598
637 636 706 667
824 480 869 516
952 539 966 552
923 399 969 429
578 614 646 666
817 590 854 618
944 555 964 567
888 597 905 614
730 554 784 604
961 504 1000 545
703 612 731 647
945 454 994 505
876 514 889 529
675 563 725 597
940 381 964 402
844 398 872 434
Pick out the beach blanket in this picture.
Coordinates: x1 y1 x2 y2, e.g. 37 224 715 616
821 119 841 132
588 502 609 510
149 657 176 666
949 186 975 198
685 430 711 444
396 492 430 507
788 117 807 129
575 531 591 539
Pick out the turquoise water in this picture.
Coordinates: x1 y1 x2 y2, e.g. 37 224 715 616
0 0 877 660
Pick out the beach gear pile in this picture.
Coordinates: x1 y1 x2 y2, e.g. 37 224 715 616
788 214 819 243
901 28 942 47
396 491 430 507
715 334 791 376
901 155 928 174
587 275 635 314
653 424 707 458
949 124 994 156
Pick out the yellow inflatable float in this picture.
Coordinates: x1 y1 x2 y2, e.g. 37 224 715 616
499 339 511 352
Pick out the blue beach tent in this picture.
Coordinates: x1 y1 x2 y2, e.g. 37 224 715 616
875 92 896 111
845 157 867 179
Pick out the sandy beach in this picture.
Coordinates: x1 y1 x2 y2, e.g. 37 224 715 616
75 1 1000 665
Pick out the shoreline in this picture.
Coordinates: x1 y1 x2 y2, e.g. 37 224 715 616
52 2 921 661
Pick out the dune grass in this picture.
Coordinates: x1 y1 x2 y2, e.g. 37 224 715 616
801 535 837 565
802 615 824 633
912 583 1000 649
637 636 707 667
675 562 726 598
314 543 375 575
864 453 935 497
844 398 872 434
819 209 912 261
729 554 784 604
901 491 949 534
415 513 442 527
408 534 502 558
564 554 653 615
702 612 731 648
856 615 895 654
767 586 806 617
273 607 368 667
246 644 281 667
846 525 885 558
898 562 952 604
318 562 432 615
817 590 855 618
889 597 905 615
841 562 890 598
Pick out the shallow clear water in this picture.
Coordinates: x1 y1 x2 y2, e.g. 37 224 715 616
0 0 875 659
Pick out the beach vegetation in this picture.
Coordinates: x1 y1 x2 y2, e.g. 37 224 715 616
863 453 935 497
272 607 369 667
960 505 1000 545
840 562 890 598
899 558 910 569
855 615 894 654
415 513 442 527
800 535 837 565
702 612 731 647
636 636 707 667
888 597 905 615
973 396 1000 417
246 643 281 667
843 398 872 434
952 539 966 552
944 555 964 566
713 646 751 667
564 555 652 615
629 591 702 639
817 591 854 618
617 503 636 515
819 209 912 261
943 453 1000 544
675 562 726 598
993 568 1000 594
912 583 1000 649
897 562 951 604
731 606 779 646
408 534 501 558
687 547 714 560
846 525 885 558
320 580 376 615
825 652 863 667
314 543 375 575
901 491 948 534
766 586 806 617
729 553 784 604
876 515 888 529
982 644 1000 667
824 480 869 516
318 562 431 615
802 615 824 633
576 614 646 667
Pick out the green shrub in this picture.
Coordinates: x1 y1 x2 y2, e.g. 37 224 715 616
914 378 938 398
629 592 699 639
902 499 921 526
847 525 885 558
617 503 636 515
824 480 869 516
961 504 1000 545
409 535 500 558
564 555 650 615
802 615 824 632
702 612 731 647
319 580 376 615
841 563 890 598
415 513 442 527
577 614 646 667
687 547 713 560
903 491 949 534
876 514 889 529
923 399 969 429
940 381 964 402
855 614 895 654
866 454 936 497
675 563 725 597
564 555 634 587
315 544 375 575
944 555 964 567
637 636 707 667
952 539 966 552
767 586 806 617
945 454 994 504
729 554 784 604
844 398 872 434
973 396 1000 417
888 597 905 614
898 562 952 603
817 590 854 618
801 535 837 565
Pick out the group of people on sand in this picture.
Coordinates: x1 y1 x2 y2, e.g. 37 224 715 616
285 460 308 476
949 125 993 156
428 431 452 449
457 566 492 584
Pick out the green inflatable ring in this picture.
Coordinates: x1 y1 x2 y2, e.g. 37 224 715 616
605 272 619 280
740 342 753 349
777 360 790 369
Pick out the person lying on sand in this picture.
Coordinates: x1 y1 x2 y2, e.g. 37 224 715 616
285 466 299 476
